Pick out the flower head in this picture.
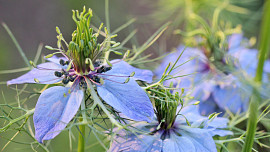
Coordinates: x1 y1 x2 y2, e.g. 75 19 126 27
7 7 154 143
155 34 270 115
109 87 232 151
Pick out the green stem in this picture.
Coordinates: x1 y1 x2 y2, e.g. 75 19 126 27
78 96 86 152
2 23 31 67
242 1 270 152
77 117 85 152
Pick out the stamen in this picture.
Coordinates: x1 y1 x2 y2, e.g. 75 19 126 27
96 66 112 73
59 59 65 66
62 78 70 84
84 75 101 86
54 71 63 77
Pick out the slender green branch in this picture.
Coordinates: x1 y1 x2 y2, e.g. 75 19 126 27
2 23 31 67
0 108 34 132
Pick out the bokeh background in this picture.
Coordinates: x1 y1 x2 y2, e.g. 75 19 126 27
0 0 265 151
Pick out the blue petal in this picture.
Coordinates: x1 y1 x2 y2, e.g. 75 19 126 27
33 86 83 143
212 85 249 113
7 62 64 85
97 76 154 122
109 59 153 83
110 122 218 152
45 55 68 64
176 126 217 152
199 95 222 116
155 46 209 90
163 132 195 152
178 104 233 137
110 127 162 152
228 34 243 53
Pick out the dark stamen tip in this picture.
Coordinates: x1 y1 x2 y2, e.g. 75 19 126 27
60 59 65 66
54 71 63 77
62 78 69 84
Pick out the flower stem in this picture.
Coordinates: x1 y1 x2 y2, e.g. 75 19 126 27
78 96 86 152
77 117 85 152
243 1 270 152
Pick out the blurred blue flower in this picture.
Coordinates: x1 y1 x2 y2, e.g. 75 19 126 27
155 34 270 115
7 56 154 143
109 104 232 152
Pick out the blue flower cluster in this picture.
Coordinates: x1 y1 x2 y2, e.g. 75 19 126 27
6 8 235 151
156 34 270 115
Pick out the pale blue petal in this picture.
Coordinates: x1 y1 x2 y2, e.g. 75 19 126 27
228 34 243 53
199 95 222 116
212 85 249 113
178 126 217 152
163 132 195 152
155 46 209 91
178 104 233 137
155 46 208 78
97 76 154 122
192 80 216 101
110 127 162 152
45 55 68 64
34 86 83 143
7 62 64 85
109 59 153 83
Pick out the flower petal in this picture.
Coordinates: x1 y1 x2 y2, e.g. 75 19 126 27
163 132 195 152
228 34 243 53
45 55 68 64
177 104 233 137
7 62 64 85
33 86 83 143
212 85 249 113
110 126 162 152
97 76 154 122
109 59 153 83
176 126 217 152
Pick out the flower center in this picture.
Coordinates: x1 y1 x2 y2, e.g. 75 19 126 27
65 7 104 75
54 59 112 86
152 87 183 130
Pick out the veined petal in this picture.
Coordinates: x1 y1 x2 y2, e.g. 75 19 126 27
163 132 195 152
212 85 249 113
7 62 64 85
45 55 68 64
110 129 162 152
97 76 154 122
177 104 233 137
34 86 83 143
176 126 217 152
109 59 153 83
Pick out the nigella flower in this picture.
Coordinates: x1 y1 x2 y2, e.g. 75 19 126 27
155 34 270 115
7 8 154 143
109 87 232 152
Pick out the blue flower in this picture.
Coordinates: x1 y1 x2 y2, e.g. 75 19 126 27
7 56 154 143
155 34 270 115
109 104 232 152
